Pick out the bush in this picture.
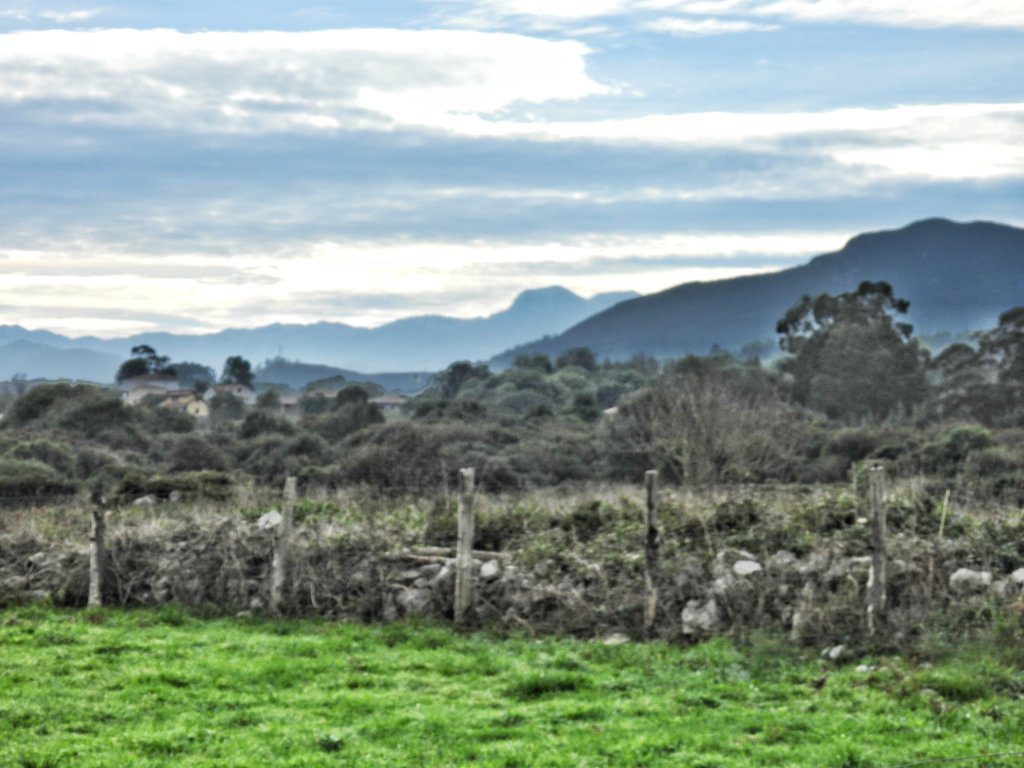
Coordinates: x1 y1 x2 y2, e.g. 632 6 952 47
166 435 229 473
0 458 78 501
6 439 75 476
114 470 233 502
239 410 296 439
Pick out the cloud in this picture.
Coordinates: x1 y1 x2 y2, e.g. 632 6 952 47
456 0 1024 31
2 28 1020 186
644 16 778 34
0 7 100 24
0 28 608 134
0 230 845 335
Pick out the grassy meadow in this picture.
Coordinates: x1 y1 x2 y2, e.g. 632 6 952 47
2 607 1023 767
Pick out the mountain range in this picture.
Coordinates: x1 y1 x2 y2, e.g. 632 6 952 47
1 218 1021 387
494 218 1024 365
0 287 637 386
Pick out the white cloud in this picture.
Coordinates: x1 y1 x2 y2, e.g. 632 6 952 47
2 29 1021 184
645 15 778 34
458 0 1024 30
428 102 1024 183
0 7 100 23
744 0 1024 30
0 28 608 133
0 231 844 335
37 8 100 23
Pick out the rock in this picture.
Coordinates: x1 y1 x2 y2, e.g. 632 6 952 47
856 664 877 673
989 579 1014 600
480 560 501 580
822 644 845 661
396 569 422 584
256 510 282 530
949 568 992 594
418 563 443 579
133 494 158 507
395 588 433 617
26 552 61 571
797 552 830 576
0 575 28 594
1010 568 1024 586
602 633 631 646
768 550 797 570
713 549 757 578
732 560 762 577
432 563 454 586
681 598 721 636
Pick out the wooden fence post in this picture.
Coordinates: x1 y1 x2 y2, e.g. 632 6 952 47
270 476 297 615
643 470 660 638
866 466 887 636
88 506 106 608
454 468 476 625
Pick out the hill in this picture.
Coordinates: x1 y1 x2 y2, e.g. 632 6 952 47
0 341 121 383
493 219 1024 365
253 359 433 394
0 286 637 378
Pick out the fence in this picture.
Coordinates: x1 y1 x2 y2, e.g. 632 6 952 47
80 466 900 639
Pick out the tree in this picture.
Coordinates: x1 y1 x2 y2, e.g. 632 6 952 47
116 344 173 383
513 354 553 374
935 306 1024 425
556 347 597 372
208 391 245 423
603 357 805 483
221 356 254 388
776 282 928 420
169 361 215 391
434 361 490 399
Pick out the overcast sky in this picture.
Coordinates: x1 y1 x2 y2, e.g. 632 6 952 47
2 0 1022 336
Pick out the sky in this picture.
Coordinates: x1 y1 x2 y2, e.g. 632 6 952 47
1 0 1022 337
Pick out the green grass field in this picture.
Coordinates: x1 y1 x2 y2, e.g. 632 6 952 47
1 607 1022 767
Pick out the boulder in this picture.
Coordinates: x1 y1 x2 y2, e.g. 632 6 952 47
732 560 762 577
256 510 282 530
949 568 992 594
768 550 797 570
480 560 501 581
681 598 721 636
133 495 158 507
822 644 845 661
395 588 433 617
602 633 631 646
989 579 1014 600
1009 568 1024 586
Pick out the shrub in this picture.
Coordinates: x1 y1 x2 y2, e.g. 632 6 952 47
166 435 229 473
6 439 75 476
0 458 78 501
239 410 295 439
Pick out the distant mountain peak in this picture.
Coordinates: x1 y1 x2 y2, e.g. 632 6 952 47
507 286 582 312
493 218 1024 366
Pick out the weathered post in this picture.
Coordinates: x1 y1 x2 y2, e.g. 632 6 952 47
454 468 476 625
270 476 297 615
866 466 887 636
643 470 660 638
88 505 106 608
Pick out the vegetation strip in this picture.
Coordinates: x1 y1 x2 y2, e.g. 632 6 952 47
2 607 1023 767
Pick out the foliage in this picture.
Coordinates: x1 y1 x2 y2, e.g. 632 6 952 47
221 356 255 388
777 281 928 420
115 344 174 383
0 457 77 500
